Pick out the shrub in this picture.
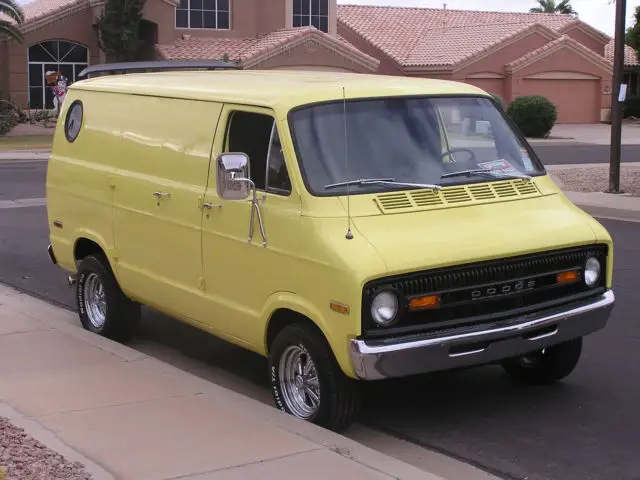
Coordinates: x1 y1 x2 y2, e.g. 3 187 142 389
507 95 557 138
0 99 26 135
623 95 640 118
490 93 506 110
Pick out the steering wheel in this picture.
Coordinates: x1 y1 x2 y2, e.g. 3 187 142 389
439 148 476 163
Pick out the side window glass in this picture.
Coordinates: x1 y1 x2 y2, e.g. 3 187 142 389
266 126 292 196
226 111 274 190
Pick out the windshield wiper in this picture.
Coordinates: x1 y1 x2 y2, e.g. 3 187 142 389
325 178 442 191
441 168 531 180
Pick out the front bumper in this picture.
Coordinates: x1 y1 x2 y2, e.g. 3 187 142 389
349 290 615 380
47 244 57 265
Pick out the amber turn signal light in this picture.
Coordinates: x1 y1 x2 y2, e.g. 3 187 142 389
409 295 441 310
330 302 350 315
556 270 580 285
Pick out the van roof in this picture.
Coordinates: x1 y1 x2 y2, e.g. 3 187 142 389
70 70 489 111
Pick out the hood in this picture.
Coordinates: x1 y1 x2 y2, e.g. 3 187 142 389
350 193 598 276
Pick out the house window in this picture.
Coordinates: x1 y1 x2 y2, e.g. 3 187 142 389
27 40 89 110
293 0 329 33
176 0 230 29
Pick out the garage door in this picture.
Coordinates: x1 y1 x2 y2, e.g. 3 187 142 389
521 78 599 124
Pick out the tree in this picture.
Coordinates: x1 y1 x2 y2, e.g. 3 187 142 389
529 0 578 15
97 0 147 63
0 0 25 43
627 6 640 62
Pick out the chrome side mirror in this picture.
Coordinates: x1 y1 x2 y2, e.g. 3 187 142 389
215 152 268 248
216 152 251 201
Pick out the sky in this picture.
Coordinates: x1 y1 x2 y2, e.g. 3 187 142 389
338 0 636 37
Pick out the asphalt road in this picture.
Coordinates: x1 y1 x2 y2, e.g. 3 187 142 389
1 158 639 480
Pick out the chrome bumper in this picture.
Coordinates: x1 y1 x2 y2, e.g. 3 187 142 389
349 290 615 381
47 244 57 265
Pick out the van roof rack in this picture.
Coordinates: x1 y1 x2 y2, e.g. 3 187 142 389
78 60 240 78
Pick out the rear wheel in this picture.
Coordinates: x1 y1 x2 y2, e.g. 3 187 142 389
269 324 361 432
76 254 140 342
501 338 583 385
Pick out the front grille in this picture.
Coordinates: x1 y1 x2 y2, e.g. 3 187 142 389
361 245 608 338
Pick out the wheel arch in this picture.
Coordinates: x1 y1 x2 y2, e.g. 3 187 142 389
72 230 112 267
262 292 357 379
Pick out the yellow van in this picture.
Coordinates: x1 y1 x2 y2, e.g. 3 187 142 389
46 61 615 432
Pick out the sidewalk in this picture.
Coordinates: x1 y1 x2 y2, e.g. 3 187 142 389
0 283 443 480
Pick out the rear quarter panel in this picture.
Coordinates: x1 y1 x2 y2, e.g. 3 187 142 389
46 89 124 272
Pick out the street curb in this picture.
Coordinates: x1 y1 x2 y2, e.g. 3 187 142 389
0 150 50 161
0 283 444 480
574 204 640 223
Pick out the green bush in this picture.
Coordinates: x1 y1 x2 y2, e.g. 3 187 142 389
623 96 640 118
490 93 506 110
507 95 557 138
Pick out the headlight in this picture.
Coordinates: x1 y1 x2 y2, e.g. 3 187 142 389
371 290 399 326
584 256 601 287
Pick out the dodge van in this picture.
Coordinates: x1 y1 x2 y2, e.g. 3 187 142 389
46 62 616 432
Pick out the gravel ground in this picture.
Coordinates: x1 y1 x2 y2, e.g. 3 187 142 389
551 165 640 196
0 417 93 480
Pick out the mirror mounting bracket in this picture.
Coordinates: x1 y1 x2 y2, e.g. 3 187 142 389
233 177 268 248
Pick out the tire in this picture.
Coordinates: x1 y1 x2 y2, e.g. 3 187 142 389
76 254 141 342
269 323 361 432
501 338 583 385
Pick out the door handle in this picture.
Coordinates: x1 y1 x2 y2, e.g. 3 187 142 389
202 202 222 210
153 191 171 199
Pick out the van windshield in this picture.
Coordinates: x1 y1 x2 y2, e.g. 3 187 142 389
288 95 546 196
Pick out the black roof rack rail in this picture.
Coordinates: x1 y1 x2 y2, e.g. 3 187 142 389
78 60 240 78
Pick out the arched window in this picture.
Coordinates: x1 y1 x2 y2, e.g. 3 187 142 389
293 0 329 33
28 40 89 110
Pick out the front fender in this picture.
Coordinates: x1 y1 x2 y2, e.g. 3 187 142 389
260 291 359 379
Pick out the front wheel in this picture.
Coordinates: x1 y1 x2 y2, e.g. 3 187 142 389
269 324 361 432
500 338 583 385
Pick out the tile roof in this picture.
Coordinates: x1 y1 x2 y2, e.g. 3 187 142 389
20 0 82 21
605 39 639 66
507 34 612 72
337 4 610 69
156 26 379 70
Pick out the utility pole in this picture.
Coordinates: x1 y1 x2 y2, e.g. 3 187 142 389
609 0 627 193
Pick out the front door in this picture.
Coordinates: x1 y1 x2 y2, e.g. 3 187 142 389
112 96 222 321
200 105 301 348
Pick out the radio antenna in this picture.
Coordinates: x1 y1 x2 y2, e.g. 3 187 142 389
342 86 353 240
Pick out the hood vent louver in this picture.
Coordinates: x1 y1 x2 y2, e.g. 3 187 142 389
374 179 542 214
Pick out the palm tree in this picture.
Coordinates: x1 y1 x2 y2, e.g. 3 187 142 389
530 0 578 15
0 0 25 43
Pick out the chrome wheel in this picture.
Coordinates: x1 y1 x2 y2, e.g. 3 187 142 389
278 345 321 419
83 273 107 329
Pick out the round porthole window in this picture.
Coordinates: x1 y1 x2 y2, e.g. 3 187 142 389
65 100 83 142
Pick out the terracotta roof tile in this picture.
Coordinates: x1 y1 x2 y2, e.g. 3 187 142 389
605 39 638 66
337 4 602 68
156 26 379 69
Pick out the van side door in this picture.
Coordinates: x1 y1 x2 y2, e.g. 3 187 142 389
112 96 222 322
200 105 302 348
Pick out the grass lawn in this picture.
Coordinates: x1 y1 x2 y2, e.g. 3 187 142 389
0 134 53 151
